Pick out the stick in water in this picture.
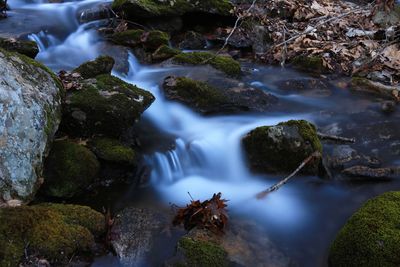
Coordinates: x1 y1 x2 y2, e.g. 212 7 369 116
256 151 321 199
317 132 355 143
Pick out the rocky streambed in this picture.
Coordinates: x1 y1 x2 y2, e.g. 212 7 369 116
0 0 400 266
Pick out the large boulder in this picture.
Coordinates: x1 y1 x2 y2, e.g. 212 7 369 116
242 120 322 174
61 74 155 137
329 191 400 267
0 203 105 266
0 48 63 201
112 0 233 19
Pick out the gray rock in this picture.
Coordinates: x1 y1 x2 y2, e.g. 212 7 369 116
0 49 62 201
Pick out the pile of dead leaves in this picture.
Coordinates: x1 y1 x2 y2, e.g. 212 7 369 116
173 193 228 234
58 70 83 91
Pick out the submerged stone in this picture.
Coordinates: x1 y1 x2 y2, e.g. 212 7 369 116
242 120 322 174
329 191 400 267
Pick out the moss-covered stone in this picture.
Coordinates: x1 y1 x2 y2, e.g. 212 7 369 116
329 191 400 267
172 52 241 77
0 37 39 58
162 76 231 114
111 29 169 51
73 56 115 79
152 45 180 62
43 140 100 198
0 203 104 267
89 137 136 166
112 0 233 19
242 120 322 174
61 74 155 137
291 55 328 74
176 237 228 267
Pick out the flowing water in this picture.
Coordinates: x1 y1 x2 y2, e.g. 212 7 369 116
2 0 400 266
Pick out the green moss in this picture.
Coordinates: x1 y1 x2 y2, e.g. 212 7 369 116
145 30 170 50
291 55 327 74
62 74 154 137
43 140 100 198
0 204 104 267
242 120 322 174
111 29 169 51
152 45 180 62
172 52 241 77
111 29 145 48
89 137 136 165
74 56 115 79
329 191 400 267
0 37 39 58
177 237 228 267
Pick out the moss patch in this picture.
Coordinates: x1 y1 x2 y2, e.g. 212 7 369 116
111 29 169 51
152 45 180 62
291 55 328 74
73 56 115 79
43 140 100 198
89 137 136 165
0 37 39 58
242 120 322 174
172 52 241 77
177 237 228 267
0 203 104 267
61 74 154 137
329 191 400 267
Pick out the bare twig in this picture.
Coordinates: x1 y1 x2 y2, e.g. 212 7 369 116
317 132 355 143
256 151 321 199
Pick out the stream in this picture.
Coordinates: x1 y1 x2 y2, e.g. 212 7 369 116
2 0 400 266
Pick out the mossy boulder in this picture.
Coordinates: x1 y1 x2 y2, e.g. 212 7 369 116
111 29 169 51
61 74 155 137
291 55 328 74
43 140 100 198
242 120 322 174
112 0 233 19
329 191 400 267
0 37 39 58
172 52 241 77
0 203 104 266
152 45 180 62
89 137 136 166
73 55 115 79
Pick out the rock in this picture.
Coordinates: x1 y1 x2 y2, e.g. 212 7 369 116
0 37 39 58
342 165 400 180
290 55 329 74
167 221 291 267
329 191 400 267
171 52 241 77
381 100 396 113
151 45 180 62
373 7 400 27
274 77 332 97
73 55 115 79
79 4 113 23
111 207 168 267
112 0 233 19
61 74 155 137
242 120 322 174
0 203 104 267
0 49 63 201
178 31 207 50
351 77 400 101
225 86 278 112
43 140 100 198
162 76 237 114
111 29 170 51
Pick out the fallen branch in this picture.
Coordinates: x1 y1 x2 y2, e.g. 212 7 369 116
256 151 321 199
317 132 356 143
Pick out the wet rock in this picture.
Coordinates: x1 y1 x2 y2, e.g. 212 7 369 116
0 203 104 267
242 120 322 174
151 45 180 62
274 77 332 97
290 55 329 74
226 86 278 112
43 140 100 198
79 4 113 23
111 207 168 267
329 191 400 267
73 55 115 79
112 0 233 20
178 31 207 50
61 74 154 137
0 37 39 58
0 49 63 201
111 29 170 51
351 77 400 101
342 165 400 180
167 221 291 267
171 51 241 77
381 100 396 114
